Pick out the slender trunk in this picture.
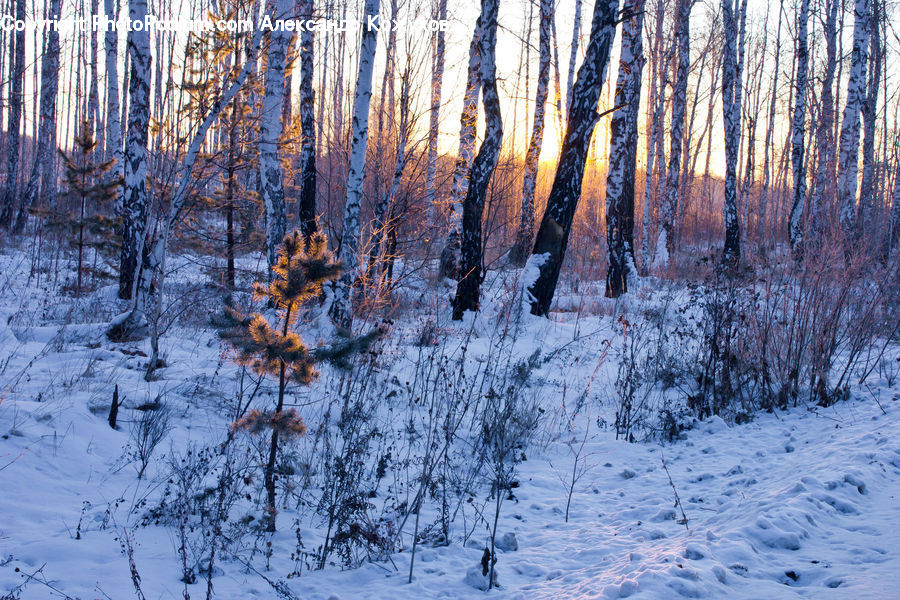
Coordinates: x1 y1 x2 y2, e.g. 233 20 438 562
760 0 784 244
510 0 551 266
720 0 747 263
451 0 503 319
117 0 152 299
330 0 381 330
857 0 881 236
836 0 871 238
659 0 691 259
425 0 448 218
260 0 292 272
605 0 645 297
439 18 481 278
104 0 122 178
1 0 25 228
20 0 61 224
565 0 582 117
297 0 317 241
788 0 810 253
527 0 619 315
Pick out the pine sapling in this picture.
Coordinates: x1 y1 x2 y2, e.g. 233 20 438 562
221 231 341 532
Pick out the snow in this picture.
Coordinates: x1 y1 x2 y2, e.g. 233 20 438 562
1 244 899 599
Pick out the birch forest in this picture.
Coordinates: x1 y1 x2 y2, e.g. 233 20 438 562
1 0 899 597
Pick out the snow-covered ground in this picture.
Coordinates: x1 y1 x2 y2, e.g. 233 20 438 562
1 245 898 599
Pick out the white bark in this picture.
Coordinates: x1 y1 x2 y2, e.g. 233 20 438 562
118 0 152 299
565 0 582 117
788 0 810 252
21 0 61 217
659 0 691 259
605 0 645 296
104 0 122 180
330 0 381 330
260 0 293 272
510 0 551 266
425 0 447 216
837 0 870 237
721 0 747 262
438 17 481 278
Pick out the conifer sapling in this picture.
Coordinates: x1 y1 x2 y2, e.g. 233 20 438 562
221 230 341 532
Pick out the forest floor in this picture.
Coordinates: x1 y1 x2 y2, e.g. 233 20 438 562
1 244 899 599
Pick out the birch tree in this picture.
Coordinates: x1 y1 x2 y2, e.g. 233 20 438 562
259 0 293 272
810 0 838 235
788 0 810 253
565 0 582 116
760 0 783 241
298 0 317 240
857 0 882 233
438 17 481 279
425 0 448 216
720 0 747 264
605 0 645 297
118 0 152 299
330 0 381 330
527 0 619 315
510 0 551 266
451 0 503 319
659 0 692 259
20 0 62 222
1 0 25 229
836 0 870 238
104 0 123 180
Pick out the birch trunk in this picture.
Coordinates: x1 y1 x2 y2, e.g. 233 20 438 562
438 17 481 279
565 0 582 117
788 0 810 253
20 0 61 222
605 0 645 297
259 0 292 272
451 0 503 319
836 0 870 238
760 0 784 243
104 0 122 180
1 0 24 228
720 0 747 264
659 0 691 260
330 0 381 330
510 0 551 266
527 0 619 316
425 0 448 217
117 0 152 299
857 0 881 234
298 0 317 240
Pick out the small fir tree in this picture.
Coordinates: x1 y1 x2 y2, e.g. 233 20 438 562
220 230 341 532
57 122 121 295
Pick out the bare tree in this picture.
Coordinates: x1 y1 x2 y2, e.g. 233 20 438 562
788 0 810 253
527 0 619 315
510 0 551 266
857 0 882 234
837 0 870 238
425 0 448 217
118 0 152 299
330 0 381 330
1 0 25 229
605 0 645 297
298 0 317 240
809 0 838 236
439 17 481 279
20 0 62 224
259 0 293 272
659 0 692 259
451 0 503 319
720 0 747 264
